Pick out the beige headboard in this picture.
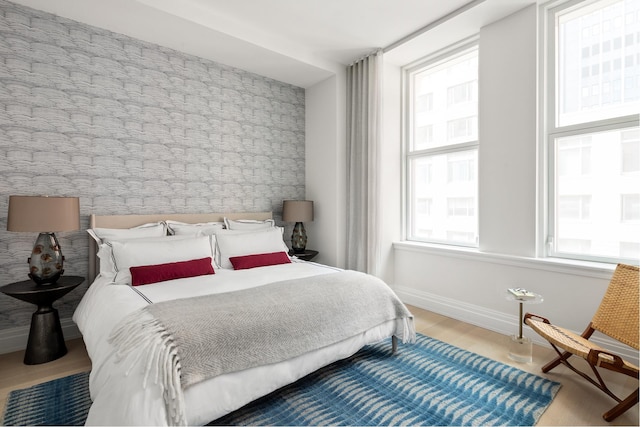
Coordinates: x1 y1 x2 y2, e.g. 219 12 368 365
88 212 273 282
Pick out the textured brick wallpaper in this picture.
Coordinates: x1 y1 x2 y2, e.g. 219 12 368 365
0 0 305 331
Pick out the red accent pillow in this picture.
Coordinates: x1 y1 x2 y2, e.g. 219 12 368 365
229 251 291 270
130 257 215 286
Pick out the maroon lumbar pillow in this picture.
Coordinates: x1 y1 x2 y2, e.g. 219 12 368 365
229 251 291 270
130 257 215 286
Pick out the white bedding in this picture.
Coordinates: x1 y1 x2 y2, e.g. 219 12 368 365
73 260 400 426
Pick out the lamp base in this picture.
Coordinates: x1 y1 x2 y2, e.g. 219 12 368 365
28 232 64 285
29 271 63 286
291 222 307 254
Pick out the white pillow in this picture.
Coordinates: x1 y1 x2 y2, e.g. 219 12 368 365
89 222 169 278
215 228 290 269
96 235 204 278
224 218 275 230
88 222 167 245
166 220 224 236
109 235 214 284
96 243 117 278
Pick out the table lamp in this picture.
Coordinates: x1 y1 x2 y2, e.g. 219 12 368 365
7 195 80 285
282 200 314 254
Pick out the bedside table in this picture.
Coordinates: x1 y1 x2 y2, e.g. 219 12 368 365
1 275 84 365
289 249 318 261
505 289 543 363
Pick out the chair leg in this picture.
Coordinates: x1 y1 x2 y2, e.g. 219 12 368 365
603 388 639 422
541 350 571 373
541 343 573 373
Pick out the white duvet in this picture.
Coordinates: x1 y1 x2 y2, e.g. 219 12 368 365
73 260 398 426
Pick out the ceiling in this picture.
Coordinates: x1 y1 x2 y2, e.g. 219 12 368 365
10 0 536 88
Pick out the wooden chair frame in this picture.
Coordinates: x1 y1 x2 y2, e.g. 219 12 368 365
524 264 639 422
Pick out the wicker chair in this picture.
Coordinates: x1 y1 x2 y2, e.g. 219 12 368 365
524 263 639 422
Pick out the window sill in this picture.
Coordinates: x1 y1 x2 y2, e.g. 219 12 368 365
393 241 617 280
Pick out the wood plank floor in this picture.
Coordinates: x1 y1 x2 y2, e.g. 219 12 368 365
1 304 638 425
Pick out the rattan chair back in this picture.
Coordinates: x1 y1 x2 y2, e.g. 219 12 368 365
591 264 639 351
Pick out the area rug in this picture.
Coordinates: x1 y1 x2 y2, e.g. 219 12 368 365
211 334 561 426
2 371 91 426
3 334 560 426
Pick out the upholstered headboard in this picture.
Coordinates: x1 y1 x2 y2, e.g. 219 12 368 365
88 212 273 282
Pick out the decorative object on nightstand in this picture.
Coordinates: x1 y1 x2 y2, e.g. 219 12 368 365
1 275 84 364
505 288 543 363
7 195 80 285
288 249 318 262
282 200 314 254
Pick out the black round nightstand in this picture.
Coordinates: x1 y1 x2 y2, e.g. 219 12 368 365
1 275 84 365
289 249 318 262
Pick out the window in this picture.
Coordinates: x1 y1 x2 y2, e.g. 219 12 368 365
621 129 640 172
558 195 591 220
548 0 640 263
415 124 433 147
416 93 433 112
622 194 640 221
447 116 476 141
447 197 475 217
405 43 478 247
447 81 475 106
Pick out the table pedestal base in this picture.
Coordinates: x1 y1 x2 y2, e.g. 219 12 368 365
24 307 67 365
508 335 532 363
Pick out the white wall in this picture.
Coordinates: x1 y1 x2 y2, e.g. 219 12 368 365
478 4 538 257
305 73 347 268
389 6 638 364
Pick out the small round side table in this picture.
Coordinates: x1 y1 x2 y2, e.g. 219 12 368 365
1 275 84 365
288 249 318 262
505 289 543 363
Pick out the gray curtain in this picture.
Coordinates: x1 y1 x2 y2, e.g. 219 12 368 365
346 50 382 275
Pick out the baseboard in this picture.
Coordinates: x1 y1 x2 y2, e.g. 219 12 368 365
396 285 639 366
0 317 81 355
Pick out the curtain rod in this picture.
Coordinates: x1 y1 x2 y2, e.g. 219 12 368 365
382 0 486 53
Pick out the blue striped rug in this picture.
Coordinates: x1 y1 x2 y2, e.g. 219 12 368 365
2 371 91 426
212 334 561 426
3 334 560 426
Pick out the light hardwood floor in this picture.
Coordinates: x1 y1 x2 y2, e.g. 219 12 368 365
1 305 638 425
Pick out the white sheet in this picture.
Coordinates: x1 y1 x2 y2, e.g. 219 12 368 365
73 261 398 426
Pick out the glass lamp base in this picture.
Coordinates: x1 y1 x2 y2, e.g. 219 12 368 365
508 335 532 363
291 222 307 254
29 232 64 285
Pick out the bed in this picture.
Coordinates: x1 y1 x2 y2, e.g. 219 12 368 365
73 212 415 426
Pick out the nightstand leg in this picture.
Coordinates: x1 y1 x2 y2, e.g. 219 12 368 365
24 305 67 365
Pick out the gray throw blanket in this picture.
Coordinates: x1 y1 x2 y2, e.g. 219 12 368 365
109 270 415 426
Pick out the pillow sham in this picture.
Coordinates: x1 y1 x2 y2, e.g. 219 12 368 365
110 235 214 284
130 257 215 286
229 251 291 270
223 218 276 230
96 234 202 278
166 220 224 236
215 228 290 269
87 222 167 245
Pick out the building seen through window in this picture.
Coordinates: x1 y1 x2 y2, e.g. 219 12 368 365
551 0 639 262
407 45 478 246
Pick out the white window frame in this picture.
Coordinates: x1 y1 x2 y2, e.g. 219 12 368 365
403 39 479 247
544 0 640 264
